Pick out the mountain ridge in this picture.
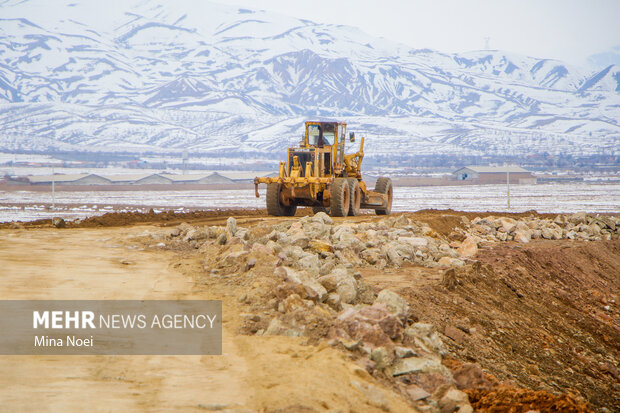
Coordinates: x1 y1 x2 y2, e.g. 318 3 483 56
0 0 618 157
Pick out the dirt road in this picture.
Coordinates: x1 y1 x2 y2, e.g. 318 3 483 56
0 225 414 412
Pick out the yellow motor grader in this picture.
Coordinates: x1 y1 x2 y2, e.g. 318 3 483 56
254 121 393 217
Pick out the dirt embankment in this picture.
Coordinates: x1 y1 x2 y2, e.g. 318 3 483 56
381 240 620 411
2 206 557 231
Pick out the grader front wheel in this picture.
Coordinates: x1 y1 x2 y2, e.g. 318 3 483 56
330 178 350 217
347 178 361 216
266 183 297 216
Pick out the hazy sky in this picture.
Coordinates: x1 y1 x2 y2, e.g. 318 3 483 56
222 0 619 67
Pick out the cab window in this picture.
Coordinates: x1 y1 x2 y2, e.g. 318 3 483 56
323 132 334 145
322 123 335 145
307 125 320 145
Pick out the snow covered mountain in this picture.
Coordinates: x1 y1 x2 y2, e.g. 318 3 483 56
0 0 618 158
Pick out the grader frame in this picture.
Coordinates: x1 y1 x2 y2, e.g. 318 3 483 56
254 121 393 217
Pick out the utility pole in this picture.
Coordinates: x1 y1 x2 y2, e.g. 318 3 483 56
182 150 189 175
51 166 55 210
506 163 510 209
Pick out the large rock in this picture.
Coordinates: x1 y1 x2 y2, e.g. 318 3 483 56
303 221 331 240
360 248 382 265
264 317 302 337
436 387 472 413
326 292 342 310
513 229 531 243
294 253 320 277
392 356 447 376
333 230 365 252
225 217 237 237
282 246 306 261
370 346 391 370
406 385 431 401
383 243 404 266
541 224 562 240
382 240 419 266
553 215 567 226
397 236 429 247
336 303 404 348
310 211 333 225
588 222 601 235
405 323 446 356
495 217 517 233
457 237 478 258
597 216 616 231
375 289 409 320
319 268 358 304
319 258 337 275
515 221 530 232
393 214 410 228
568 212 587 224
438 257 466 267
276 266 327 302
220 250 249 267
251 242 273 256
289 231 310 248
309 240 333 254
182 227 211 242
52 217 66 228
364 229 386 248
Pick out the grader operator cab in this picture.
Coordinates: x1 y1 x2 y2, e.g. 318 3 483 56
254 121 393 217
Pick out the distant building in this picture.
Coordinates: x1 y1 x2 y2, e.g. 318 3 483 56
5 171 278 187
160 173 234 184
452 166 536 184
219 171 275 183
133 174 174 185
27 173 112 186
102 174 171 185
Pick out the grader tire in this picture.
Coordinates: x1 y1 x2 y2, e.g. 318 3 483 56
347 178 361 216
374 177 393 215
330 178 350 217
266 183 297 216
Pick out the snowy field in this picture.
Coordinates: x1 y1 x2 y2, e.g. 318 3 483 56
0 182 618 222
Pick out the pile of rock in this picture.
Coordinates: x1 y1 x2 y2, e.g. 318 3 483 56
262 268 472 411
166 213 471 271
164 215 476 410
165 212 619 277
463 212 619 244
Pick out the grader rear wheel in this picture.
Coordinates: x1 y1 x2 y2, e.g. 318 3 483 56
347 178 361 216
374 177 393 215
330 178 350 217
266 183 297 216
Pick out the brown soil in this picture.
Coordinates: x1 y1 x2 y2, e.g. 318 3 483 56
1 207 330 229
360 239 620 411
2 207 560 234
467 385 591 412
